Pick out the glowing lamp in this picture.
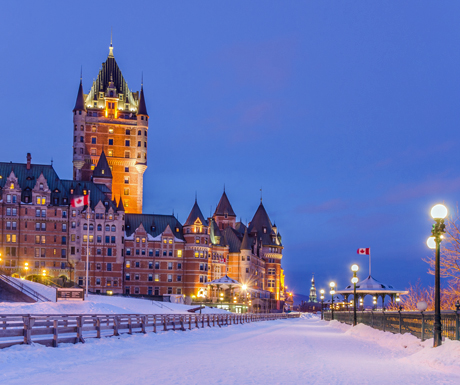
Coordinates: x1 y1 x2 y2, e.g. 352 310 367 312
351 264 359 272
351 277 358 284
426 236 436 249
431 204 447 220
329 282 335 288
320 289 325 294
242 284 247 290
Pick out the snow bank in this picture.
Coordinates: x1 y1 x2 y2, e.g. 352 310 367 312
328 319 460 376
10 278 56 302
0 293 230 315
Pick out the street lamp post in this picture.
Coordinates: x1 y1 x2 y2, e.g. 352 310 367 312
329 282 336 321
320 289 325 320
351 264 359 326
427 203 447 347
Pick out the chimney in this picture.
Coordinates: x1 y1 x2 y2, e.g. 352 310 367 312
26 153 31 170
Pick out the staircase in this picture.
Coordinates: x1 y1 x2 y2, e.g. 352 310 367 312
0 269 52 302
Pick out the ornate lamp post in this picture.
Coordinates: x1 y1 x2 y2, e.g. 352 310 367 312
320 289 325 320
329 282 336 320
427 203 447 347
351 264 359 326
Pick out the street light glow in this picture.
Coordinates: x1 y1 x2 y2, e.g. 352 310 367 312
329 282 335 288
351 277 358 284
241 284 247 290
427 236 436 249
431 204 448 220
351 264 359 272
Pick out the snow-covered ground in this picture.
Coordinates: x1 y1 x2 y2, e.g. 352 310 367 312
1 314 459 384
0 292 230 315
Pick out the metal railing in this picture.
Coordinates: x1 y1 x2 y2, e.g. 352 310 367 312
324 310 460 341
0 312 300 349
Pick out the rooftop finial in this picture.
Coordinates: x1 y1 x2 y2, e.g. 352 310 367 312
109 28 114 57
195 191 197 203
260 187 263 203
141 72 143 87
223 183 225 193
80 66 82 83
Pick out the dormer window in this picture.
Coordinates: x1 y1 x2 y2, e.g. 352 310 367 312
99 92 104 99
102 170 105 175
263 227 267 234
39 183 44 190
70 189 74 194
10 183 14 190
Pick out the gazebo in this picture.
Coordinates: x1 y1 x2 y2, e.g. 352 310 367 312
335 275 408 309
204 275 243 302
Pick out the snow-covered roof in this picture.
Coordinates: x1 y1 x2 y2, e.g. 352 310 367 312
336 275 408 295
206 275 241 288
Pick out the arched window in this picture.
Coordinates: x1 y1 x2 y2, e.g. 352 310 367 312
89 224 94 231
83 223 87 230
97 224 102 231
106 224 110 232
111 225 116 232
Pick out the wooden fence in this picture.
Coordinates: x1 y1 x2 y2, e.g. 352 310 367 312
324 310 460 341
0 312 300 349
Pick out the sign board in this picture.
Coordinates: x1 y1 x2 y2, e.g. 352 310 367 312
56 288 84 301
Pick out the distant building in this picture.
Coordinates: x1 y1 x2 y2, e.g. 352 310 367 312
309 274 317 302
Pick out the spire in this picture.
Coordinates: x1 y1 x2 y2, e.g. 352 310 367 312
185 199 208 226
109 29 114 57
73 78 85 112
240 228 251 251
137 83 148 116
93 151 112 178
117 197 124 211
214 191 236 217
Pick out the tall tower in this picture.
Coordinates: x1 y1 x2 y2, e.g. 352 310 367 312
309 274 317 303
72 40 148 214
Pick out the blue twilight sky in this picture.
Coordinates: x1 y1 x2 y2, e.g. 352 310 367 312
1 1 459 296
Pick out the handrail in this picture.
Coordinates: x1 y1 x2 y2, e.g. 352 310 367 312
0 274 52 302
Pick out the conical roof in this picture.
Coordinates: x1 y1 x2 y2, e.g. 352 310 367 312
117 197 124 212
184 200 208 226
248 202 272 233
214 191 236 217
73 80 85 112
92 151 112 178
137 85 148 116
240 228 251 250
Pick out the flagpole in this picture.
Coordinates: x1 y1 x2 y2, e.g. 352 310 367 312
369 249 371 277
85 190 91 299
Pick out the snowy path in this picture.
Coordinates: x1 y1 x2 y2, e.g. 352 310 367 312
1 315 459 384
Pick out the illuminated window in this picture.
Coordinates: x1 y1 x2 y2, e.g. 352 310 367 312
41 198 45 205
177 250 182 258
91 164 95 170
124 176 129 184
124 188 129 196
36 196 41 204
108 150 113 157
142 237 146 243
126 261 131 268
194 252 199 258
92 126 97 132
108 128 114 134
195 237 200 244
10 183 14 189
169 239 173 244
163 239 167 244
155 274 159 282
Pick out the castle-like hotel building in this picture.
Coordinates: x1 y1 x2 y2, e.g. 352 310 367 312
0 44 289 311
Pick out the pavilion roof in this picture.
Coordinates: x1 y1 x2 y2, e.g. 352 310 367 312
335 275 408 295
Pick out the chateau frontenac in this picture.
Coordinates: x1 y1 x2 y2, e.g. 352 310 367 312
0 44 290 311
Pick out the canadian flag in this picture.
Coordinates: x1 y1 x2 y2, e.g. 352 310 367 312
357 248 370 255
71 195 89 208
